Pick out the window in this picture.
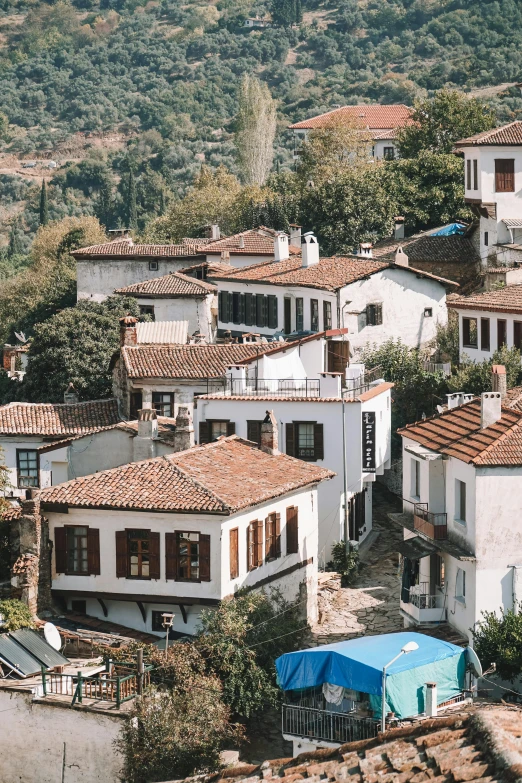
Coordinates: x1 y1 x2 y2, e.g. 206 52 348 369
230 528 239 579
265 512 281 561
498 319 507 349
484 232 489 247
129 529 151 578
284 298 292 334
327 340 349 375
130 391 143 419
286 506 298 554
515 322 522 351
71 600 87 614
366 303 383 326
310 299 319 332
199 420 235 443
116 529 159 579
247 520 263 570
286 422 324 462
466 159 471 190
55 526 100 576
256 293 266 328
177 532 201 580
139 305 155 320
152 392 174 417
456 568 466 603
232 292 242 324
17 449 38 488
473 159 478 191
430 554 445 592
481 318 490 351
347 490 366 541
383 147 395 160
152 610 168 632
218 291 233 323
247 420 263 447
455 479 466 524
495 159 515 192
165 531 210 581
411 459 420 500
296 298 304 332
323 301 332 331
149 260 159 271
424 308 433 318
267 295 278 329
462 317 478 348
245 293 255 326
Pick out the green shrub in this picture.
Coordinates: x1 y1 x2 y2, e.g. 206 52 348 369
0 599 34 631
330 541 359 587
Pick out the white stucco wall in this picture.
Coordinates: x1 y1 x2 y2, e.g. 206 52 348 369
77 258 193 301
0 435 46 498
205 253 275 268
0 687 123 783
454 307 522 363
131 294 217 341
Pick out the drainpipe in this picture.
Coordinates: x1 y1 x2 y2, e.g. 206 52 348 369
509 565 522 613
336 290 341 330
341 389 349 548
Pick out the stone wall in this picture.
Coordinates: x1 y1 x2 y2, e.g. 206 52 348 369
377 459 402 497
10 497 52 615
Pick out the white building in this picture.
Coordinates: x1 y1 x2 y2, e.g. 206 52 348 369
448 284 522 362
39 435 333 636
288 104 412 161
393 375 522 643
200 226 302 268
194 332 393 561
210 233 456 351
454 121 522 268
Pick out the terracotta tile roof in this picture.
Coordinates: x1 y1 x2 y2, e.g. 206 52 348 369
179 261 237 277
71 241 204 259
454 121 522 147
447 284 522 314
373 234 479 266
288 104 412 130
237 329 348 365
505 385 522 412
201 228 301 256
39 436 334 513
36 416 178 452
399 398 522 465
0 399 121 437
211 255 457 291
120 343 273 379
114 271 216 297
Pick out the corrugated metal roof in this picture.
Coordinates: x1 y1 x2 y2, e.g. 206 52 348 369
503 219 522 228
136 321 188 344
0 635 42 677
10 629 68 668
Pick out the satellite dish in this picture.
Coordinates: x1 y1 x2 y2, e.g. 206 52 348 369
14 331 27 344
43 622 62 651
465 646 483 678
436 405 444 414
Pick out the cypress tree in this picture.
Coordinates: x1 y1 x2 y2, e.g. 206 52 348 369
97 178 112 230
126 169 138 230
159 188 166 216
295 0 302 23
8 219 22 259
39 179 49 226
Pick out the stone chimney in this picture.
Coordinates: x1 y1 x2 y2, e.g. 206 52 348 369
481 391 502 429
260 410 279 455
210 224 220 240
119 315 138 347
357 243 373 259
239 235 245 249
394 216 405 240
10 496 52 616
289 224 302 246
221 250 230 262
109 228 133 244
492 364 507 398
274 232 289 262
64 382 79 404
394 246 409 267
134 408 158 461
174 406 195 452
302 232 320 268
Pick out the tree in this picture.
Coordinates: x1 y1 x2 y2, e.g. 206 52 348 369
397 90 495 158
22 296 141 402
472 606 522 682
235 75 277 187
271 0 301 25
7 219 23 260
447 345 522 396
297 118 372 187
126 169 138 229
96 177 113 230
39 179 49 226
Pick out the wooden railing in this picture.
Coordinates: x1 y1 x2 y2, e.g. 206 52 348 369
282 704 378 744
414 505 448 540
41 663 153 708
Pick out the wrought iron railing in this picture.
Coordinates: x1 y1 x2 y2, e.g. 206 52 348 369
206 377 321 398
282 704 378 744
343 365 384 399
408 582 445 610
413 504 448 540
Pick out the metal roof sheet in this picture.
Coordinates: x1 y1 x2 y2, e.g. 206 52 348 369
136 321 189 344
0 635 42 677
10 628 68 668
503 219 522 228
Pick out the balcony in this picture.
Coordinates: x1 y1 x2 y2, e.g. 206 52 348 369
400 582 447 625
414 504 448 540
282 703 378 745
343 365 384 400
206 377 322 398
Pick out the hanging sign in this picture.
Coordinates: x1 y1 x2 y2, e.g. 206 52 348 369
362 411 376 473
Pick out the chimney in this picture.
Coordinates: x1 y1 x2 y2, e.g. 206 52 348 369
274 232 289 262
260 410 279 455
289 224 302 246
109 228 134 244
492 364 507 399
394 216 405 240
481 392 502 429
119 315 138 347
64 382 79 404
210 224 220 241
220 250 230 262
357 242 373 259
302 232 320 267
173 406 194 452
239 235 245 249
134 408 158 461
394 246 409 267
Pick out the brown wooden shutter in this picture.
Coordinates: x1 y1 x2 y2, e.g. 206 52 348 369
199 421 210 444
327 341 350 374
275 513 281 558
230 528 239 579
226 421 236 436
495 159 515 192
286 507 298 554
199 534 211 581
265 516 270 562
54 527 67 574
87 528 100 575
256 520 263 567
149 532 160 579
165 532 177 580
247 420 262 446
116 531 128 578
286 423 295 457
247 524 252 571
314 423 324 460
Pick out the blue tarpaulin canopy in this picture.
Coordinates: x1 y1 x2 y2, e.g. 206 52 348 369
430 223 466 236
276 632 467 719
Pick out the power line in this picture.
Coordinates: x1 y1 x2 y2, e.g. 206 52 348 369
247 625 309 649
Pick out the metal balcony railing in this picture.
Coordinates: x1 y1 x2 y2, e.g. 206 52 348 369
282 704 378 744
408 582 445 610
206 377 321 398
414 504 448 540
343 365 384 399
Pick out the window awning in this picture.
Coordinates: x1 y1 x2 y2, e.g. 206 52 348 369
396 536 438 560
503 219 522 229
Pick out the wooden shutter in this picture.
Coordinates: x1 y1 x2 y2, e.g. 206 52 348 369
265 516 271 562
314 423 324 460
466 158 471 190
239 294 246 324
256 294 265 328
366 304 374 326
199 421 210 444
245 293 254 326
199 534 211 581
247 523 253 571
327 341 349 374
286 507 298 554
515 322 522 351
473 159 478 190
165 532 177 580
247 420 262 446
229 528 239 579
226 421 236 436
275 513 281 558
267 295 278 329
256 520 263 567
375 304 383 325
149 532 160 579
286 423 295 457
218 291 226 321
54 527 67 574
116 531 128 578
495 159 515 192
87 528 100 576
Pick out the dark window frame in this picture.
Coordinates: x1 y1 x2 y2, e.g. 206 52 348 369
283 298 292 334
424 308 433 318
152 392 174 418
175 531 201 582
139 305 155 320
473 159 478 191
497 319 507 349
366 303 383 326
16 449 39 489
286 421 324 462
323 301 332 331
247 520 263 571
127 528 152 580
484 231 489 247
130 391 143 419
455 479 466 523
462 317 478 348
310 299 319 332
495 158 515 193
65 525 89 576
295 298 304 332
466 158 471 190
383 146 395 160
481 318 490 352
515 321 522 351
148 260 159 271
229 527 239 579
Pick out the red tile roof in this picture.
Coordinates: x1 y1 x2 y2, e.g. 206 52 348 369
399 399 522 466
39 436 334 513
36 416 178 452
71 241 204 259
237 329 348 365
0 399 121 437
372 234 479 266
447 284 522 314
114 271 216 297
180 261 237 277
120 343 273 379
201 228 301 256
288 104 412 130
454 121 522 147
